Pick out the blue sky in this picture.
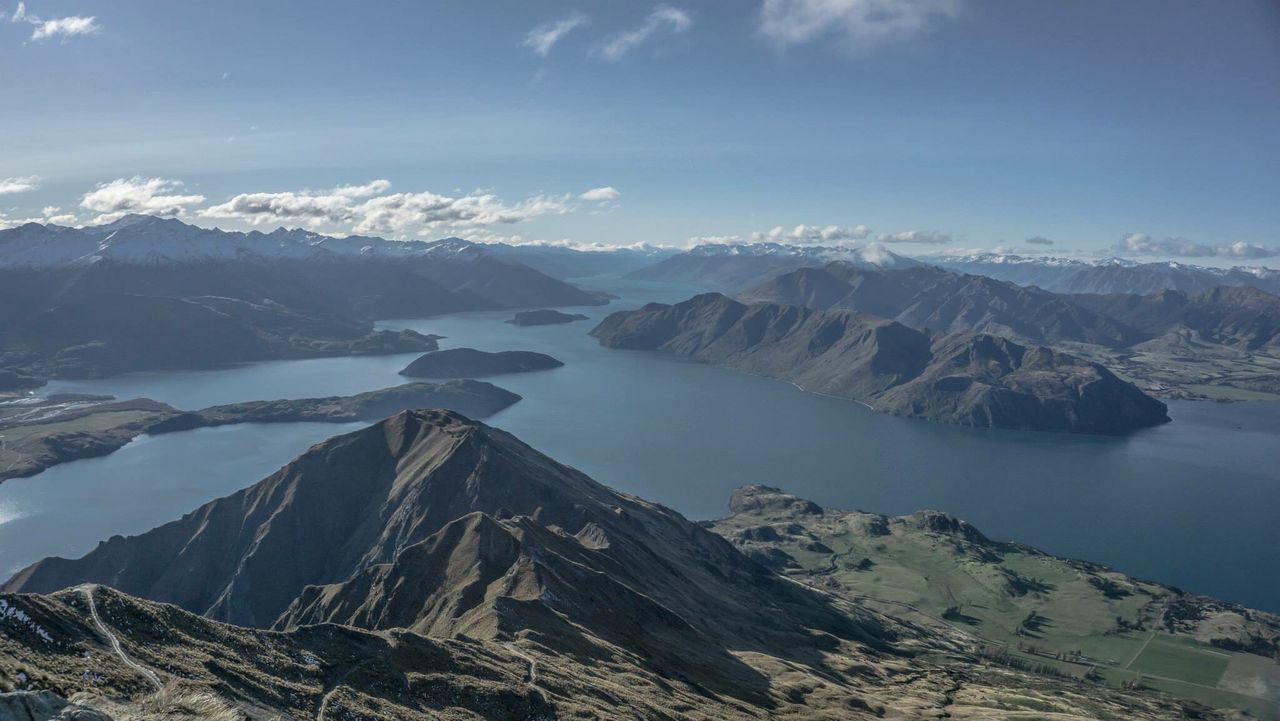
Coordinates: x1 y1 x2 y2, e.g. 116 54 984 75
1 1 1278 262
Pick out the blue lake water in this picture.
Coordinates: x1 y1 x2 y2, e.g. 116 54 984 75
6 276 1279 612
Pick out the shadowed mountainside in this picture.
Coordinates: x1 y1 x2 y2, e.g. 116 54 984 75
591 293 1169 434
741 262 1139 347
0 217 607 383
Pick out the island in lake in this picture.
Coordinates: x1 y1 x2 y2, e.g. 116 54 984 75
506 309 590 326
399 347 564 378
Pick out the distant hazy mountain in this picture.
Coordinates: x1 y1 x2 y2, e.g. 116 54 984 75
0 217 607 382
592 293 1168 434
628 241 921 291
1072 285 1280 353
742 262 1138 347
479 242 678 279
935 253 1280 296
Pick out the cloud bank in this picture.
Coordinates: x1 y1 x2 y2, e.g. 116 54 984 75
81 177 206 224
1116 233 1278 260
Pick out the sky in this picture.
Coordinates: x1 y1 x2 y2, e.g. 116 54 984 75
1 0 1278 263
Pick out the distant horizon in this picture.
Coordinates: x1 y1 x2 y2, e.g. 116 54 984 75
5 211 1278 270
3 2 1278 265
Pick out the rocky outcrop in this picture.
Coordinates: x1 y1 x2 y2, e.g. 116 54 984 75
0 691 111 721
592 293 1170 434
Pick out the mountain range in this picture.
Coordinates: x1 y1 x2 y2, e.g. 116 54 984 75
0 410 1223 719
740 262 1137 347
627 242 921 291
625 243 1280 297
591 292 1169 434
933 253 1280 296
0 217 607 383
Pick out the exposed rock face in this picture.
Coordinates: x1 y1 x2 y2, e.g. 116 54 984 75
399 348 564 378
741 262 1138 347
505 309 589 326
591 293 1170 434
0 691 112 721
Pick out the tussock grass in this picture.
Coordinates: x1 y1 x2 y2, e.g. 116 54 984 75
72 685 247 721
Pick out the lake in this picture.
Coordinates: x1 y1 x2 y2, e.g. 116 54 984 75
7 276 1280 612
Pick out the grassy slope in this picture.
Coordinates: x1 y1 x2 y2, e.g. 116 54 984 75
708 487 1280 718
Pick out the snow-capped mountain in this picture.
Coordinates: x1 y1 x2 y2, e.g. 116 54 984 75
627 241 919 291
933 253 1280 296
0 216 490 269
683 241 919 268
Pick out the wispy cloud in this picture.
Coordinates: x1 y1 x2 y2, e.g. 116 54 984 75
9 2 100 42
523 12 588 57
81 177 205 224
1025 235 1054 246
598 5 692 61
579 186 621 202
758 0 960 50
876 229 952 244
0 175 40 194
1116 233 1278 260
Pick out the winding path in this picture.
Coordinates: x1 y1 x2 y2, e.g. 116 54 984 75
79 585 163 691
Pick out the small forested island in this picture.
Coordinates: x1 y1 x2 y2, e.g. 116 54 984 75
399 347 564 378
506 309 590 326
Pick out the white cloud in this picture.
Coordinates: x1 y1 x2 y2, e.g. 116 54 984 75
0 176 40 194
1116 232 1278 260
355 191 570 236
11 3 99 42
0 204 77 229
1025 235 1054 246
876 229 951 244
200 189 361 227
200 180 573 237
579 186 621 202
80 177 205 224
758 0 960 50
598 5 692 61
30 15 98 41
523 12 588 56
751 223 871 245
